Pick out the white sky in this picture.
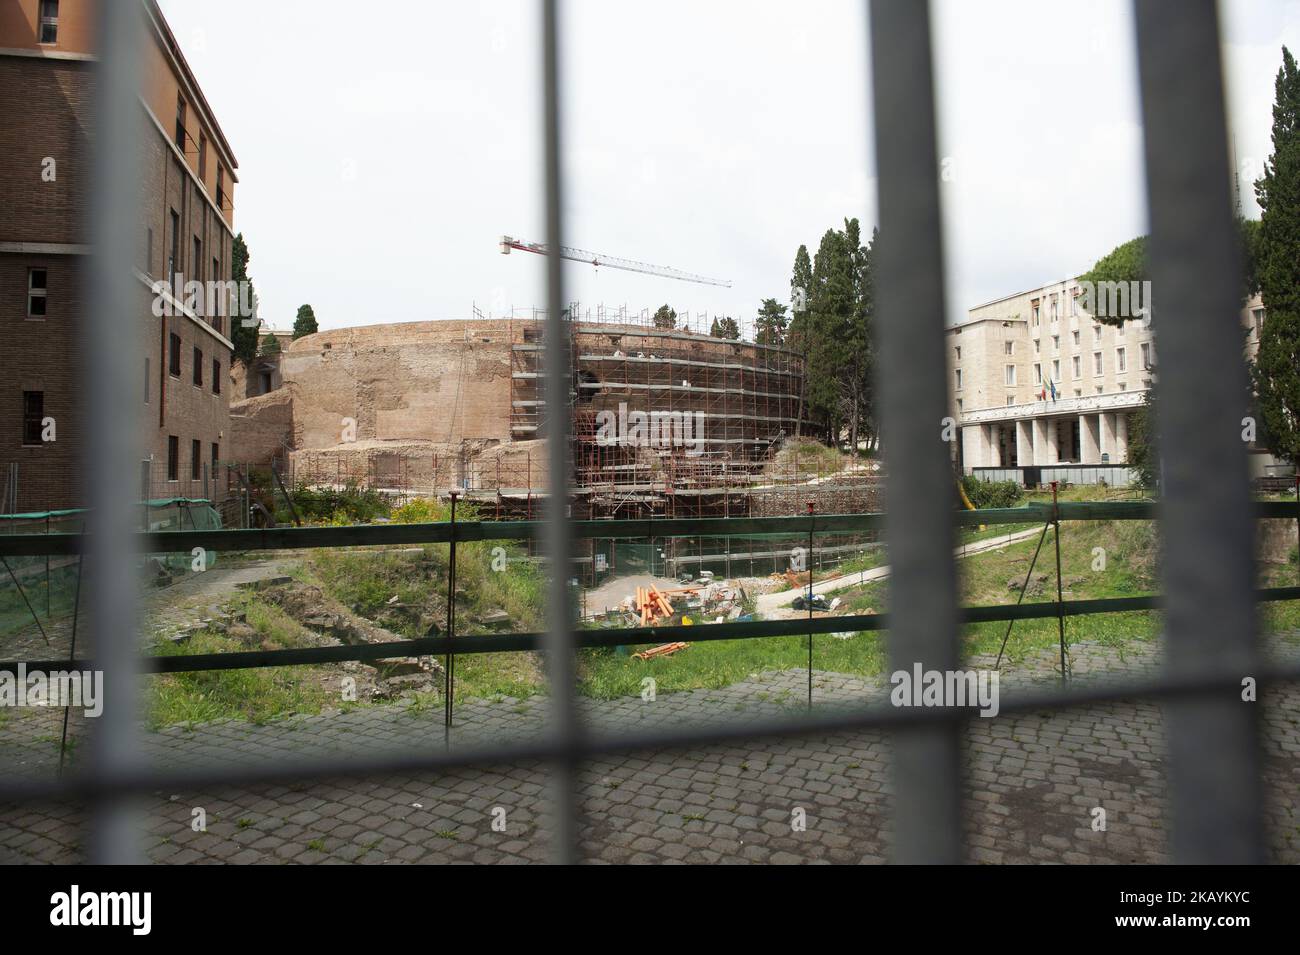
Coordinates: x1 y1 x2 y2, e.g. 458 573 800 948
158 0 1300 334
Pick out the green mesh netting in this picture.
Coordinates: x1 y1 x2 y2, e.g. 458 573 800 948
0 498 222 636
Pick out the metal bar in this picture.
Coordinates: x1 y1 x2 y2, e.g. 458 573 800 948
541 0 581 866
12 585 1300 678
444 491 458 730
869 0 962 863
3 500 1297 558
1051 481 1068 682
994 520 1051 669
1134 0 1263 863
85 0 144 864
3 661 1299 808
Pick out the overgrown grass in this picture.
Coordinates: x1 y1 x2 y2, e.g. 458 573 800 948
145 597 327 729
308 497 548 702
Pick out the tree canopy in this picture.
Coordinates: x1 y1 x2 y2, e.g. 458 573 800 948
292 304 319 340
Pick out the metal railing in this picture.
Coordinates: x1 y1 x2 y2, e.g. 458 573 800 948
1 0 1293 864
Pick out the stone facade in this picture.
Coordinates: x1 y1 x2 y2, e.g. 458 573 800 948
948 277 1266 474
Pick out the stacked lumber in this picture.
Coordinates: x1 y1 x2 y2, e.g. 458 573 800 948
632 642 690 662
634 584 698 625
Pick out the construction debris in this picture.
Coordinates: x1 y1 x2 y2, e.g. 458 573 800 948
632 642 690 661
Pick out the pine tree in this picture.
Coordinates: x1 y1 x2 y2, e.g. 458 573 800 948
652 304 677 329
1253 46 1300 463
754 298 788 347
292 304 318 339
789 245 814 435
230 233 259 365
709 316 740 340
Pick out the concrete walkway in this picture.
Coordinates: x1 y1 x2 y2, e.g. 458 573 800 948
755 524 1046 616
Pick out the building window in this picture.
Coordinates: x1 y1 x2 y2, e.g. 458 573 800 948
1117 321 1126 337
199 132 207 181
193 236 203 284
954 345 961 360
21 391 44 445
38 0 58 44
1033 339 1040 355
1004 364 1016 386
1006 396 1016 406
1071 291 1079 317
1253 307 1266 339
27 268 47 317
212 358 221 394
956 398 962 412
1052 359 1060 381
1004 341 1013 356
1093 324 1102 344
1072 355 1081 379
1032 302 1040 326
216 167 225 212
1051 296 1058 322
1116 347 1127 372
1141 342 1152 369
1071 330 1079 348
1118 382 1127 391
191 439 201 481
193 346 203 386
212 442 220 473
1094 351 1103 375
167 436 179 481
169 332 182 377
1052 335 1059 352
955 368 963 390
1034 363 1042 384
175 94 188 152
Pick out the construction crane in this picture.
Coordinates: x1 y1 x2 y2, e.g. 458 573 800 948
499 235 731 288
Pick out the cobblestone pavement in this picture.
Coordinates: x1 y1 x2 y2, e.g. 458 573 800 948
1 633 1298 864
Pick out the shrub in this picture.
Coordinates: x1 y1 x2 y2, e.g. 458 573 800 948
290 482 390 524
962 475 1024 509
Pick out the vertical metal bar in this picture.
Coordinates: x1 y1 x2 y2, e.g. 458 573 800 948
868 0 962 863
541 0 581 865
1051 481 1067 682
86 0 144 863
806 500 815 709
1133 0 1263 862
444 490 458 731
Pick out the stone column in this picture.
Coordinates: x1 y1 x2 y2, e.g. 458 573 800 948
1016 420 1034 468
961 425 986 471
986 424 1002 467
1115 412 1129 462
1100 412 1118 463
1080 413 1101 464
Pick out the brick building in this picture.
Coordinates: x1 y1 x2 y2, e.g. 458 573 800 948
0 0 238 512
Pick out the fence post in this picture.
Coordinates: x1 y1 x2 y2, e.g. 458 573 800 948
444 490 459 731
806 500 815 709
1050 480 1067 683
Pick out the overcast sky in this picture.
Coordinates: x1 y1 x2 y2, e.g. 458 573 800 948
158 0 1300 335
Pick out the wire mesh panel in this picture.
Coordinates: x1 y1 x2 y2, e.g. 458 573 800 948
0 0 1292 869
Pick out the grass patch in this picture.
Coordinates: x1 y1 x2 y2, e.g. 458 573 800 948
145 596 327 729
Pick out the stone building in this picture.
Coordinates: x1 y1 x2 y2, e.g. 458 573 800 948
0 0 238 511
948 276 1269 478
